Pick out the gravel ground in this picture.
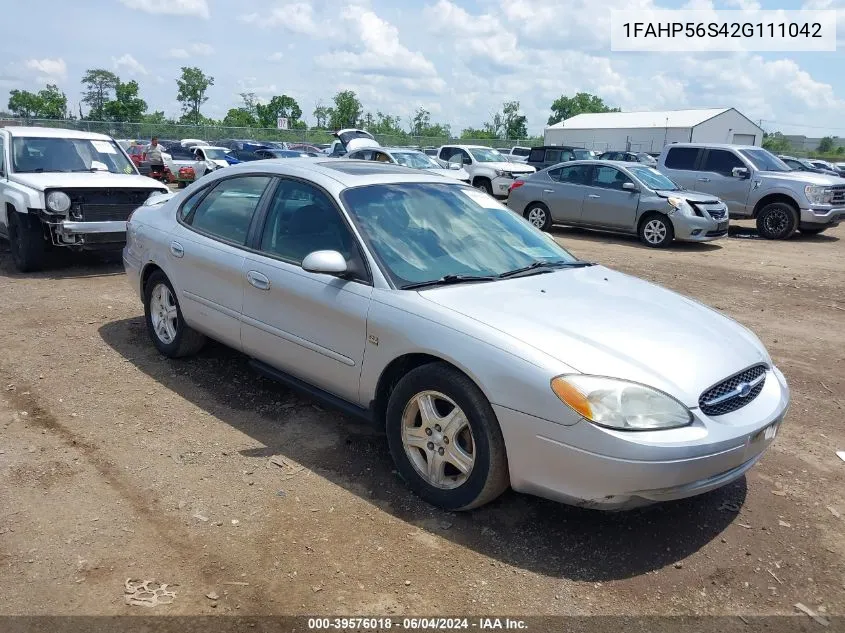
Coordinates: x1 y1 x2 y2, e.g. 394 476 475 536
0 220 843 618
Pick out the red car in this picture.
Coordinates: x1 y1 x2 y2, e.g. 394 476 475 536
126 144 147 167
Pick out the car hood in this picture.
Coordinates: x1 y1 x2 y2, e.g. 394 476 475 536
426 167 470 180
654 189 722 203
485 161 535 173
11 172 166 192
209 159 228 168
759 170 845 185
419 265 770 407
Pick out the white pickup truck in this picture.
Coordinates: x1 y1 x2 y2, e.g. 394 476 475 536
437 145 535 198
0 126 169 271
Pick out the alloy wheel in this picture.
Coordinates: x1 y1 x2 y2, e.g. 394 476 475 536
401 390 476 490
763 207 789 235
527 207 547 228
149 283 178 344
643 219 668 244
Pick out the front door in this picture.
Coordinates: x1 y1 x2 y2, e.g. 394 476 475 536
580 165 639 229
694 149 753 215
240 178 372 404
168 174 274 350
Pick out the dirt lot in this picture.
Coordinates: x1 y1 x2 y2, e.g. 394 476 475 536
0 221 843 619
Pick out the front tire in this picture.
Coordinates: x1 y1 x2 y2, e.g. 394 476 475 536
524 203 552 231
143 270 206 358
386 363 509 511
638 213 674 248
473 178 493 196
756 202 797 240
8 211 48 272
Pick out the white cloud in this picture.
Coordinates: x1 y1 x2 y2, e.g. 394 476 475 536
315 9 438 79
723 0 762 8
24 57 67 81
112 54 148 76
239 3 321 35
268 52 285 62
167 42 214 58
119 0 209 19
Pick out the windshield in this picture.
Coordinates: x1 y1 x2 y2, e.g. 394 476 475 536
203 149 229 160
738 148 790 172
12 137 136 174
628 166 680 191
392 152 442 169
469 147 508 163
341 183 578 288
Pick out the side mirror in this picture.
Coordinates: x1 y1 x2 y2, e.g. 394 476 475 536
302 250 348 276
448 161 461 170
622 182 638 192
732 167 749 179
448 157 462 168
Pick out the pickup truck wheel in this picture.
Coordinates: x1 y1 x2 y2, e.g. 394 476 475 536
473 178 493 195
386 362 509 511
638 213 674 248
756 203 797 240
143 271 206 358
8 210 48 273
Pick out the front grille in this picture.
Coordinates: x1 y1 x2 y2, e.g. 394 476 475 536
699 365 767 417
53 188 153 223
831 185 845 205
705 229 728 237
706 208 727 220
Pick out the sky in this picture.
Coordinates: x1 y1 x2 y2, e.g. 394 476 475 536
2 0 845 137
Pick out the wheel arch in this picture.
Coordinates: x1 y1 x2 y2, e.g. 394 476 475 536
637 209 674 230
751 193 799 218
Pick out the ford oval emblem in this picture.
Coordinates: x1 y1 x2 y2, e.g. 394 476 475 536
737 382 752 398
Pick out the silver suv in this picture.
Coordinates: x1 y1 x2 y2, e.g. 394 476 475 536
658 143 845 239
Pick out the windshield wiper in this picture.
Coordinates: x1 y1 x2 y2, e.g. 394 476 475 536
402 274 497 290
498 260 595 279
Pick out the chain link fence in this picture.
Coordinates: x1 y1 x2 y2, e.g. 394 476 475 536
1 118 539 151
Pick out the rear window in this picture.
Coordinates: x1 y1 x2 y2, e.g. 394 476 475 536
512 147 530 157
664 147 700 170
528 148 545 162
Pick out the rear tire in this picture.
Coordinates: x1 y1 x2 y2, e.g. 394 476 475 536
756 202 797 240
143 270 206 358
638 213 674 248
8 210 48 272
386 363 509 511
524 203 552 231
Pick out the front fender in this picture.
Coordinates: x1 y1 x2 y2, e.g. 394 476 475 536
749 186 802 211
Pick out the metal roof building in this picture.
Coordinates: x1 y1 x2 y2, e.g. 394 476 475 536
543 108 763 152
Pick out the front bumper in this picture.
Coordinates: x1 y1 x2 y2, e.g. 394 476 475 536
800 206 845 228
672 214 729 242
496 366 789 510
59 220 127 235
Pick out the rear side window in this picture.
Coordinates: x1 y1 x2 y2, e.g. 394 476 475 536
182 176 272 245
528 148 545 162
701 149 744 175
552 164 590 184
664 147 700 170
439 147 456 161
545 149 561 163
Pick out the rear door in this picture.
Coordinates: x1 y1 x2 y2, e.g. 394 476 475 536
695 149 753 215
660 146 702 191
580 165 639 229
543 164 591 223
169 175 274 350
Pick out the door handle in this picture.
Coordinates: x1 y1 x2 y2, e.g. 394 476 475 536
246 270 270 291
588 194 601 198
169 241 184 258
543 189 555 193
697 177 711 182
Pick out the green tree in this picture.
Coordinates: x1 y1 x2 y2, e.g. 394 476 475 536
141 111 167 124
81 69 120 120
409 107 452 138
837 146 845 156
7 89 42 118
460 127 498 140
547 92 620 126
370 111 405 136
103 80 147 122
36 84 68 119
313 101 331 128
328 90 362 130
501 101 527 139
761 131 792 154
256 94 303 129
176 66 214 125
222 108 257 127
817 136 836 153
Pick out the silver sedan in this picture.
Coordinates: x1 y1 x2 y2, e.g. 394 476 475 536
124 159 789 511
508 160 730 247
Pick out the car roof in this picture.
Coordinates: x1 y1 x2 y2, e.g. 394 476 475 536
663 142 759 151
530 145 578 151
3 126 114 141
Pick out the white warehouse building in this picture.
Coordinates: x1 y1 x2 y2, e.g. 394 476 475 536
543 108 763 153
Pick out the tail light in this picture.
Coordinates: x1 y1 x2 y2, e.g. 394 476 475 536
509 180 525 193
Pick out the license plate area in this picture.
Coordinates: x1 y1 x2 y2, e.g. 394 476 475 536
751 421 779 445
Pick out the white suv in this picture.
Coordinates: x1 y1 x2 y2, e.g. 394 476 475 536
438 145 535 198
0 126 168 271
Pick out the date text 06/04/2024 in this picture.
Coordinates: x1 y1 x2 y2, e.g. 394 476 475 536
307 617 528 630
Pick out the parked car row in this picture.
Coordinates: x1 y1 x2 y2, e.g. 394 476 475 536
506 142 845 245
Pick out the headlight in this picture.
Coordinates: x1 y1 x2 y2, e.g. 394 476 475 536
45 191 71 214
805 185 834 205
494 169 505 177
551 375 693 430
206 160 216 170
667 196 693 216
